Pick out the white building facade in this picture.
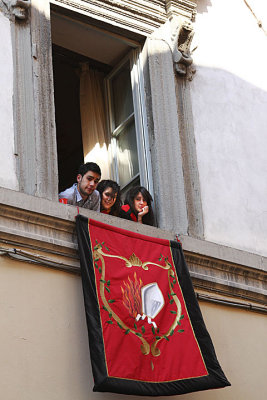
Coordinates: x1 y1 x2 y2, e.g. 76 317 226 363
0 1 266 399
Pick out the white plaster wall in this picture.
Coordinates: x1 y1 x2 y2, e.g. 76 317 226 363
190 0 267 256
0 13 18 190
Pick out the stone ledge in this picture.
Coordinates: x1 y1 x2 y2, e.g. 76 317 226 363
0 187 266 305
186 253 267 306
50 0 197 37
180 234 267 272
51 0 167 35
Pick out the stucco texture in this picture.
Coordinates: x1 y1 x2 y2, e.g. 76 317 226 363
190 0 267 256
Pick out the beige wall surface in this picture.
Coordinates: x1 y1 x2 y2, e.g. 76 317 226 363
179 302 267 400
0 258 92 400
1 258 266 400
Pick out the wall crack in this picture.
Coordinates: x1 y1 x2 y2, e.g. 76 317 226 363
243 0 267 36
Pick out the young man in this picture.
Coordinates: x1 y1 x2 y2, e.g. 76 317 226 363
59 162 101 211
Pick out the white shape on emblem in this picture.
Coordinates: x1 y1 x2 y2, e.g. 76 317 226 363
136 283 164 328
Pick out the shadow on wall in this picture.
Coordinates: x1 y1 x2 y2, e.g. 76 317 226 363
189 64 267 257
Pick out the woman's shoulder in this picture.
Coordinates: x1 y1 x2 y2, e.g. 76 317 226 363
121 204 130 212
119 205 137 222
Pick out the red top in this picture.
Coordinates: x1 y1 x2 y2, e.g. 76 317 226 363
120 204 137 222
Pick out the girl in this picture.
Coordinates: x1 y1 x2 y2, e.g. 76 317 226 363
97 180 121 216
119 186 154 226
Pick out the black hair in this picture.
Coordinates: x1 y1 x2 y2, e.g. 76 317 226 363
124 186 154 226
78 162 101 177
97 180 122 216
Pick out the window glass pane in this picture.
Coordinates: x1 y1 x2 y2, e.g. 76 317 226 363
117 120 139 187
112 61 134 127
121 175 140 200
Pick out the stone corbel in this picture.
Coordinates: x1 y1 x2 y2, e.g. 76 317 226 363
171 18 196 80
2 0 30 20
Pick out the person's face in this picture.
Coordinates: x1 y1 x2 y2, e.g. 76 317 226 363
133 192 147 213
77 171 101 199
101 187 117 212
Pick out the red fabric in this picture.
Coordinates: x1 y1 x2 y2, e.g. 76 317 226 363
121 204 137 222
88 218 207 382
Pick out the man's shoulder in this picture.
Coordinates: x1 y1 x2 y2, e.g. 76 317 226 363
84 189 100 206
59 184 76 203
82 189 100 211
119 204 137 221
59 185 100 210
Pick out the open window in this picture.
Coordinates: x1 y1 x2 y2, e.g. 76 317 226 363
51 8 152 196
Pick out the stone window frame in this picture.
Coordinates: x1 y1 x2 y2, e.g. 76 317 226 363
11 0 201 236
12 0 160 199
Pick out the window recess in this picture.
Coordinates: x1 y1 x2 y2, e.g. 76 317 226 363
51 10 152 197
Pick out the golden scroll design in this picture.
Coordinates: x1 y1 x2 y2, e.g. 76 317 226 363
93 243 182 357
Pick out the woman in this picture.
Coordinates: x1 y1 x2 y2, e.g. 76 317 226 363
119 186 154 226
97 180 121 216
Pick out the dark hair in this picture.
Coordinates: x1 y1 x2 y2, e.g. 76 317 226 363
124 186 154 226
97 180 122 216
78 162 101 177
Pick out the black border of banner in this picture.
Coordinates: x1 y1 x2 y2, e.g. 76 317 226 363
76 215 230 396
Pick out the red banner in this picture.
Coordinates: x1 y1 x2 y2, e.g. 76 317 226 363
76 215 230 395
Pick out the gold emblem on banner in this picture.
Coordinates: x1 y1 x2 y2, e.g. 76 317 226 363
93 241 183 357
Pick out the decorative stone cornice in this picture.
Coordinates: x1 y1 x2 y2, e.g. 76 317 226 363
51 0 167 34
2 0 30 20
165 0 196 21
185 252 267 306
50 1 197 35
0 187 266 307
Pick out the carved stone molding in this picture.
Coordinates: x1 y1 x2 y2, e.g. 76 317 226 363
50 1 198 35
165 0 196 21
185 252 267 306
0 188 266 307
2 0 30 20
170 18 196 80
51 0 167 34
